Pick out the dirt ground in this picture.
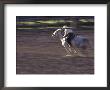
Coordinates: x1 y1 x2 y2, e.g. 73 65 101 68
16 30 94 74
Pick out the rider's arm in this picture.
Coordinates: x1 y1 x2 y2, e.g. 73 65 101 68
63 33 68 37
53 29 59 35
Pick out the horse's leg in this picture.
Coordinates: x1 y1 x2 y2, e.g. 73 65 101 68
71 46 80 56
71 47 77 54
67 44 73 53
75 47 85 56
65 43 78 56
63 42 72 56
64 47 71 56
70 41 78 54
71 41 85 57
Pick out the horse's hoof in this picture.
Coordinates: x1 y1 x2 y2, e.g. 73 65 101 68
66 54 72 57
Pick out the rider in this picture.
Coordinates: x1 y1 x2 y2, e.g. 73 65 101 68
62 25 76 47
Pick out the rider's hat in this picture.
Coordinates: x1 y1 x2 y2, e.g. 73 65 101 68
62 25 71 29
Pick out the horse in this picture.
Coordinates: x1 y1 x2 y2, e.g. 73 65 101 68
52 29 90 57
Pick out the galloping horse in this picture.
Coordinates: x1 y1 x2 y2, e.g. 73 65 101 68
52 29 90 57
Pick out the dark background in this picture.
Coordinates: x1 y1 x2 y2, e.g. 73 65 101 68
16 16 94 74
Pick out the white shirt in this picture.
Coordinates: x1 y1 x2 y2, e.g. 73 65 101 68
63 29 73 37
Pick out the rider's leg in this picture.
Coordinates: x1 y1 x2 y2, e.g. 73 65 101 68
62 40 72 56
